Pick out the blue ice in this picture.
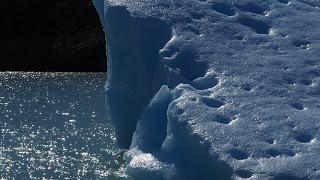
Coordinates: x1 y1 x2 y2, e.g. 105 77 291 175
93 0 320 179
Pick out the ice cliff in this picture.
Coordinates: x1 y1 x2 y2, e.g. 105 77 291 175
93 0 320 179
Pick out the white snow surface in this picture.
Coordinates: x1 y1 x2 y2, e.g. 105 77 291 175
93 0 320 179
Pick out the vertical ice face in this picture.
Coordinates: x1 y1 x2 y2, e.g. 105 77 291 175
94 0 320 179
92 4 172 148
130 85 171 153
92 0 106 29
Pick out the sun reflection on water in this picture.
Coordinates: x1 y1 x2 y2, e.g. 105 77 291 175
0 72 131 179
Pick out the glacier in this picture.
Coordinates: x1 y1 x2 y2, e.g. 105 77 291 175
93 0 320 179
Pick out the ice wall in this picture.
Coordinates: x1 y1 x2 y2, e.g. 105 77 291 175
92 1 172 148
93 0 320 179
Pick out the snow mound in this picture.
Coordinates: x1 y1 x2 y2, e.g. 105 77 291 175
93 0 320 179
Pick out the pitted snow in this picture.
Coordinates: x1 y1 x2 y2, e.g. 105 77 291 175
94 0 320 179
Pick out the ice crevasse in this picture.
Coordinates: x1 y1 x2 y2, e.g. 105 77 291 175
92 0 320 179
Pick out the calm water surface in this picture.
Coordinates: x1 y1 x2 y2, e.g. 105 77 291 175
0 72 131 179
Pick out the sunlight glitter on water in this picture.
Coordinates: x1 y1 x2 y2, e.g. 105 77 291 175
0 72 132 179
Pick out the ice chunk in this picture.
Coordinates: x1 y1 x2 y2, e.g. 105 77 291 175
130 86 171 153
94 0 320 179
124 148 176 180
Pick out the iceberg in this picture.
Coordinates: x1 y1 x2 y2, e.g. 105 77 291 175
93 0 320 179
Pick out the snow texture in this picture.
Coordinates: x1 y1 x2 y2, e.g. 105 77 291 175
93 0 320 179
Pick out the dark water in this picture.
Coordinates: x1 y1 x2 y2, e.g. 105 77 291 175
0 72 130 179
